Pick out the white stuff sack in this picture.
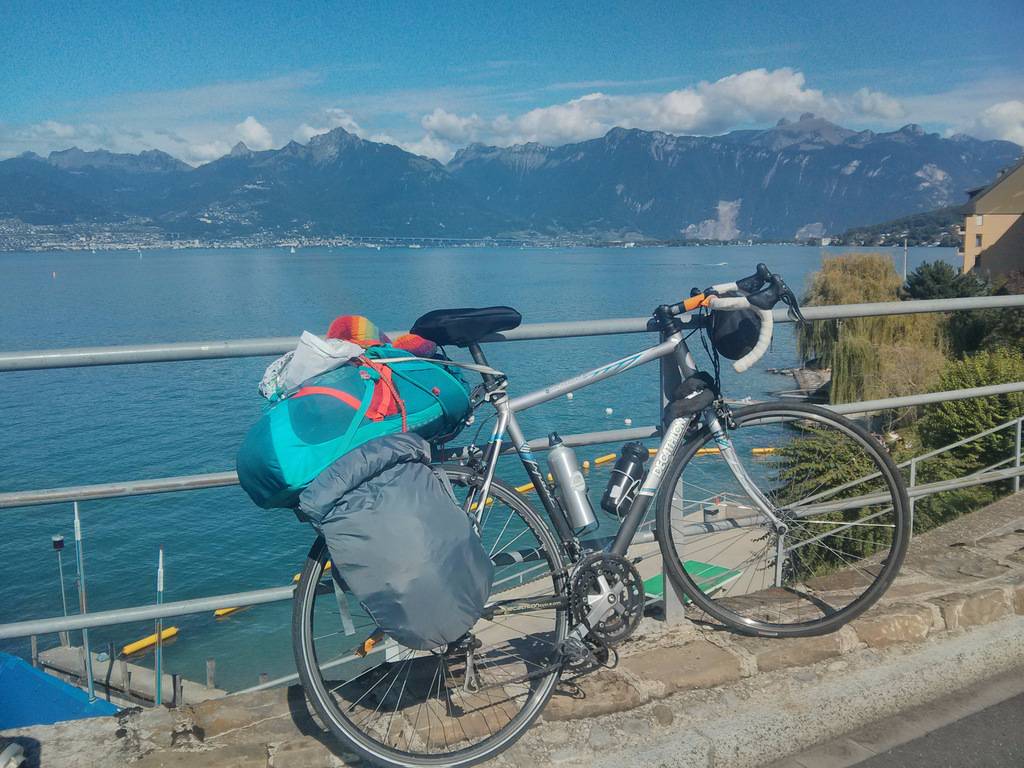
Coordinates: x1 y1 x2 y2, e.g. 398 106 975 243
258 332 363 401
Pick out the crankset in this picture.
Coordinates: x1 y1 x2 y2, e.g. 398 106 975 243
569 552 645 647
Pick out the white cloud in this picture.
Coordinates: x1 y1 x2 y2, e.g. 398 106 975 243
294 108 363 142
849 87 905 120
967 100 1024 146
36 120 78 139
405 68 835 158
189 140 233 162
400 133 455 161
235 116 273 150
421 108 485 143
3 67 1020 165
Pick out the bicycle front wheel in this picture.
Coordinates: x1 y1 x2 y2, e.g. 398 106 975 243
657 401 910 637
293 467 568 768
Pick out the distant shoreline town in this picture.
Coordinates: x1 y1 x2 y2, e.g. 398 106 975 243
0 216 957 252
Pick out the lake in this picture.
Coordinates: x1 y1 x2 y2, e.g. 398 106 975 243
0 244 955 691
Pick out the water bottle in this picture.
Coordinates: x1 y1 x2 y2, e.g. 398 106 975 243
546 433 598 534
601 442 648 518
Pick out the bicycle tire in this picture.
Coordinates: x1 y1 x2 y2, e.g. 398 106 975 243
656 401 911 638
293 466 568 768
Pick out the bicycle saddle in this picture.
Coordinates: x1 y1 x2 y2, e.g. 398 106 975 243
411 306 522 347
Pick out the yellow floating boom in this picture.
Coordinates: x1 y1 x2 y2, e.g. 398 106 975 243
293 560 332 583
214 607 242 618
515 482 534 493
122 626 178 655
594 453 617 466
751 447 777 455
696 447 721 456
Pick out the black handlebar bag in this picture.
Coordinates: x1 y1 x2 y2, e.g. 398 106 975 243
298 433 493 651
710 302 762 360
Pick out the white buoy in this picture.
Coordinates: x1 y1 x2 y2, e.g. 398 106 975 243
624 418 632 426
566 392 574 400
605 407 613 415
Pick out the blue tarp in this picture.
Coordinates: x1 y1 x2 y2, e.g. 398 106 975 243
0 652 118 729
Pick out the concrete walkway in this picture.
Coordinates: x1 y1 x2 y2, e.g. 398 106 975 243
3 492 1024 768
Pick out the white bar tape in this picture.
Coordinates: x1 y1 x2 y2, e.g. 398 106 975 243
706 295 752 311
709 281 739 294
733 309 774 373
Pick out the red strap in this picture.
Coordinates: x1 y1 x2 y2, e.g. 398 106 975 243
292 386 362 410
362 359 408 430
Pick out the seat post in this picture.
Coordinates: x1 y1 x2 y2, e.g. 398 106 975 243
467 342 490 367
467 343 497 388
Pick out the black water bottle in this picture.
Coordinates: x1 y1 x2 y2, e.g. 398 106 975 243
600 442 648 518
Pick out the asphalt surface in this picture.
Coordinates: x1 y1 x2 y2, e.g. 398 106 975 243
852 692 1024 768
771 663 1024 768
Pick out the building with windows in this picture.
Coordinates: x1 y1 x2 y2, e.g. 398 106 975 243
960 158 1024 277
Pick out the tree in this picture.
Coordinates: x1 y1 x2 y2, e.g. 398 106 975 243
902 262 1024 357
984 271 1024 354
798 253 946 413
901 260 990 302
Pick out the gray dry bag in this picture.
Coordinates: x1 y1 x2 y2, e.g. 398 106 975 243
298 433 493 651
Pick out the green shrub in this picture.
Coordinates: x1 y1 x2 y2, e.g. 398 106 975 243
918 349 1024 468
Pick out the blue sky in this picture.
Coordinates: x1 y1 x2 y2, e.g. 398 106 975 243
2 0 1022 163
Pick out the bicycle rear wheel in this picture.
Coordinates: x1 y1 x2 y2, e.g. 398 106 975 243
656 401 910 637
293 467 567 768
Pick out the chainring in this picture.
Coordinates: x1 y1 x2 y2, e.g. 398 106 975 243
569 552 645 646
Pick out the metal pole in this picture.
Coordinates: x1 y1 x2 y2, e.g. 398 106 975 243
73 502 96 701
30 635 38 668
206 658 216 689
909 458 917 531
52 535 70 646
903 238 908 281
154 546 164 707
1015 418 1022 494
659 335 688 626
119 659 129 698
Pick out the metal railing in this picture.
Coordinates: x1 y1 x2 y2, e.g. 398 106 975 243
2 294 1023 674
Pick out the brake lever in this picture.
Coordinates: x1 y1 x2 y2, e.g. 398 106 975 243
783 292 806 323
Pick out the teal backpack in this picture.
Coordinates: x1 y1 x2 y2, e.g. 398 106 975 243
237 346 471 509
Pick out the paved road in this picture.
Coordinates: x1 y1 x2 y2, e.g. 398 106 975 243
772 667 1024 768
853 692 1024 768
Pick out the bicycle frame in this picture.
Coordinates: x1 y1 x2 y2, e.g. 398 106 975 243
458 327 780 564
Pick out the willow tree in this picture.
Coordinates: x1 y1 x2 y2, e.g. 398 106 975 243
797 253 946 411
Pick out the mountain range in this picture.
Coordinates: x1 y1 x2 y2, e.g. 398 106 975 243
2 114 1020 241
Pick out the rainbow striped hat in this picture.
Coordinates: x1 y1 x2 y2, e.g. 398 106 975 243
325 315 392 348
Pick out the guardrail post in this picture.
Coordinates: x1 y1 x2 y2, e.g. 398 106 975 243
659 332 689 626
908 458 917 530
1015 418 1022 494
120 659 130 698
30 635 38 668
73 502 96 702
206 657 216 689
171 673 183 707
154 547 164 708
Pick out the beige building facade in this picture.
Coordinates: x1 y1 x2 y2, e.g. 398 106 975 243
961 159 1024 278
